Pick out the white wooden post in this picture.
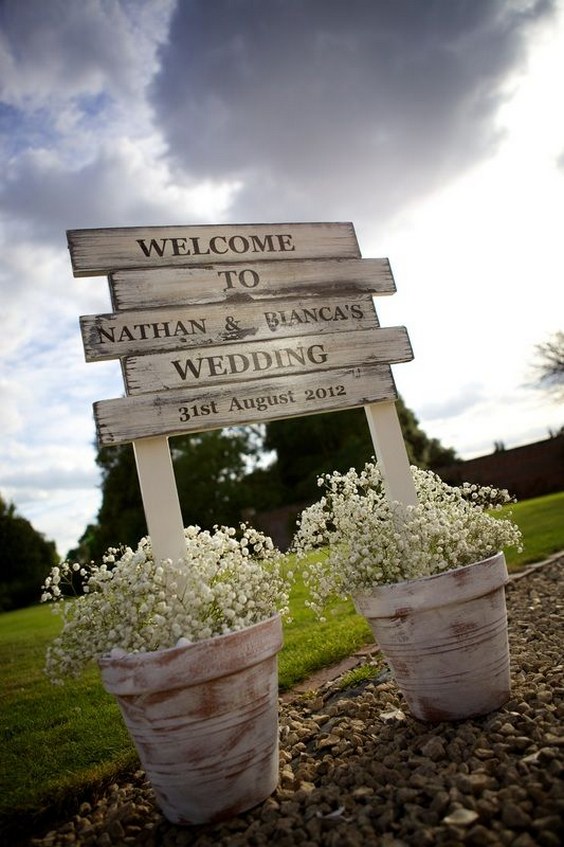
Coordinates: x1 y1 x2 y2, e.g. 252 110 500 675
364 400 418 506
132 436 186 565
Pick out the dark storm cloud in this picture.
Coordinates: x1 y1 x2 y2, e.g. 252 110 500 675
0 146 182 244
151 0 556 222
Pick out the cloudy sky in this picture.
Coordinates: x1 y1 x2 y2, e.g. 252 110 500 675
1 0 563 558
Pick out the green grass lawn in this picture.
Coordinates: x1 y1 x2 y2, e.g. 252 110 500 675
1 490 563 835
0 578 373 832
501 491 564 567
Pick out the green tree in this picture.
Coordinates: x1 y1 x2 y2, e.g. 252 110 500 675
71 428 261 563
72 443 146 562
262 398 457 504
71 400 456 562
172 428 258 528
0 495 58 610
535 330 564 399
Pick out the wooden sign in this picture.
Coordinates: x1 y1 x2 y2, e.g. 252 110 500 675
94 363 398 446
80 293 380 362
69 220 418 566
108 257 395 311
67 222 360 276
122 327 412 395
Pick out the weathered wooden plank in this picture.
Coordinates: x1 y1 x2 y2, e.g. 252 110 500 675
67 222 360 276
94 363 398 446
80 293 379 362
109 258 395 311
123 327 413 395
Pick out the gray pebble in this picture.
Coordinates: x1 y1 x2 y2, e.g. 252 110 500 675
27 558 564 847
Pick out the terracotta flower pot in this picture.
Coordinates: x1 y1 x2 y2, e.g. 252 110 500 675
98 614 283 824
353 552 511 722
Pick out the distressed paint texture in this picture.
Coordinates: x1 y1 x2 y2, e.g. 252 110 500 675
99 616 283 824
354 553 511 722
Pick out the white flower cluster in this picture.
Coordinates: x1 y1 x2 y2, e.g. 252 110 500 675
293 462 522 615
42 525 291 684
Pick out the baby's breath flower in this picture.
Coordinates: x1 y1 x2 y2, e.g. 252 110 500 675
41 524 290 684
293 461 522 616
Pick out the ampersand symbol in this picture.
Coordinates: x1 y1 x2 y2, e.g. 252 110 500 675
225 315 240 333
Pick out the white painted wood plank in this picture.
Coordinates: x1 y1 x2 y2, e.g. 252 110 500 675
79 293 379 362
67 222 360 276
364 401 418 505
109 258 395 310
132 437 187 566
94 363 398 446
123 326 413 394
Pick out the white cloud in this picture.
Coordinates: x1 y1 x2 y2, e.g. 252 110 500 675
417 385 488 422
0 0 562 559
0 0 174 108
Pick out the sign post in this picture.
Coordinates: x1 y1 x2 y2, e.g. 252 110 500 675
132 437 186 567
365 401 418 506
67 221 417 566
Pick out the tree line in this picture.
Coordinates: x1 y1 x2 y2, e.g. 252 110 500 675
3 400 454 611
3 323 562 612
0 497 58 611
68 400 456 565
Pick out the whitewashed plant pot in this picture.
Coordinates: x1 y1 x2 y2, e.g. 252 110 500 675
98 614 283 825
353 552 511 722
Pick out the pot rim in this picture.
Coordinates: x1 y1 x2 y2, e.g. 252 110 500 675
353 551 508 616
98 613 283 695
99 612 281 664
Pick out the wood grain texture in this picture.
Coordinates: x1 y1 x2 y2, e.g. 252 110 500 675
94 363 398 446
109 258 395 310
79 293 380 362
67 222 360 276
123 327 412 395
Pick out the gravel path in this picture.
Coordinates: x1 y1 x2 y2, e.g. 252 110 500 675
29 557 563 846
